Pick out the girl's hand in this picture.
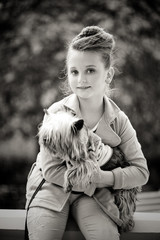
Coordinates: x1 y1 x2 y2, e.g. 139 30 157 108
92 169 114 188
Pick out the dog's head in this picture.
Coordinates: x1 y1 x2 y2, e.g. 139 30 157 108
38 109 91 161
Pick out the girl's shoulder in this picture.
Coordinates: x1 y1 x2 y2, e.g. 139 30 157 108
105 97 133 134
111 106 134 137
104 97 128 123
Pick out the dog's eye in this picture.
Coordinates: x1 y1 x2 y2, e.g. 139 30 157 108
43 138 47 144
68 161 73 167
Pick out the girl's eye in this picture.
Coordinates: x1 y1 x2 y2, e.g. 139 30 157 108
86 68 95 74
71 70 78 75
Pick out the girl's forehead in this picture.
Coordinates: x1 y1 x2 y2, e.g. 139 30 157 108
67 49 103 67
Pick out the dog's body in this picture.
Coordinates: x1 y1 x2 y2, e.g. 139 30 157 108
38 110 141 232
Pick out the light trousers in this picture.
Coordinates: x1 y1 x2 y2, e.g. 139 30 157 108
27 194 119 240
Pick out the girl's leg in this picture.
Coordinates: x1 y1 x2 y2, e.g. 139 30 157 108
27 204 69 240
71 195 120 240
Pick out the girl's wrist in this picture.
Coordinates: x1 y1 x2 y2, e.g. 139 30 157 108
98 170 114 187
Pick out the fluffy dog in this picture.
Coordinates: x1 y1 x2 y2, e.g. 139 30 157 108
38 109 141 232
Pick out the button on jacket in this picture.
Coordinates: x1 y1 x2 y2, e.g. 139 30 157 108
26 94 149 226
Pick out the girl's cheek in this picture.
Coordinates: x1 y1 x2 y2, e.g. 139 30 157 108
69 79 76 88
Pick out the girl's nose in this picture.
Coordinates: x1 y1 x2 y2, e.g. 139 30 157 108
78 73 87 83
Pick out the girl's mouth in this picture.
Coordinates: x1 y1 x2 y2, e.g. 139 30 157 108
77 86 91 89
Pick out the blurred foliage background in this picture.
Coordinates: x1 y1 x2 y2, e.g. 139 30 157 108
0 0 160 209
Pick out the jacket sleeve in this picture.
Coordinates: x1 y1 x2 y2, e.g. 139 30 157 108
37 146 66 186
111 111 149 189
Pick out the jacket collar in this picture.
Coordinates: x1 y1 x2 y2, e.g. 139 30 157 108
63 94 120 124
63 94 121 147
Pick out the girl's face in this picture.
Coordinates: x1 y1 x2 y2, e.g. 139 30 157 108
67 49 112 100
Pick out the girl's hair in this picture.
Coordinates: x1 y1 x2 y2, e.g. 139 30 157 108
61 26 115 96
68 26 115 69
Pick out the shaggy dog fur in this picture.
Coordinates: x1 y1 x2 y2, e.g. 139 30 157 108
38 109 141 232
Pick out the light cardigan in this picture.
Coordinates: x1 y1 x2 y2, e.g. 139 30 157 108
25 94 149 227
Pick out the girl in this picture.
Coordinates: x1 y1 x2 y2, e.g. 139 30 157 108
25 26 149 240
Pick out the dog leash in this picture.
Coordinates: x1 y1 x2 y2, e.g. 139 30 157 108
24 178 46 240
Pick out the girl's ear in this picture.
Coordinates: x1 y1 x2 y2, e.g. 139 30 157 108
72 119 84 133
105 67 115 84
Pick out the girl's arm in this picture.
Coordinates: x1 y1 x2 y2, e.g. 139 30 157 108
92 111 149 189
112 111 149 189
37 146 67 187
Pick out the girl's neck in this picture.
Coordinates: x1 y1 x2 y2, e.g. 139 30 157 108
78 96 104 129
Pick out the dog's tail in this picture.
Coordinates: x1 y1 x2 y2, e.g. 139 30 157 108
115 187 141 232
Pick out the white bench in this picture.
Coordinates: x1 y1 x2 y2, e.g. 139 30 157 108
1 191 160 240
0 209 160 240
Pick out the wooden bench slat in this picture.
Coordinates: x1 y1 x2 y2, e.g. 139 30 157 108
137 191 160 200
136 205 160 212
137 198 160 205
136 190 160 212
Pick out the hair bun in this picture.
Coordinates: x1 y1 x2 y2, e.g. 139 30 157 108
72 26 115 53
79 26 101 38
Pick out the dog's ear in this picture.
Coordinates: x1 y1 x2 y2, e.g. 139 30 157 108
43 108 49 115
72 119 84 133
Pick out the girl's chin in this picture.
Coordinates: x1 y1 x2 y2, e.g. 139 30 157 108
74 89 92 98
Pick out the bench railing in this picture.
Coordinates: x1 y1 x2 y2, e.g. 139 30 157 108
0 209 160 232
